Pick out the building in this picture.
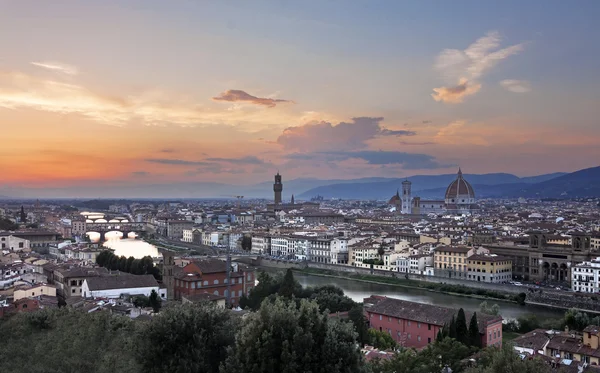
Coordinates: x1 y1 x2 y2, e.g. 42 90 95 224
571 257 600 293
71 218 87 237
409 254 433 274
389 169 478 215
330 238 349 264
308 238 332 263
0 233 30 251
251 234 271 255
13 283 57 300
433 246 472 279
167 220 194 240
466 254 512 283
53 267 109 300
173 258 255 306
273 172 283 204
301 212 345 225
82 274 163 299
364 296 503 349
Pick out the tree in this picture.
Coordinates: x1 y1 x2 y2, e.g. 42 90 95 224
564 308 591 331
464 342 552 373
241 235 252 251
377 246 385 260
368 329 398 350
449 315 457 339
278 268 297 298
456 308 469 345
480 301 500 316
135 302 238 373
19 206 27 223
469 312 482 348
148 289 162 313
348 304 370 347
222 297 366 373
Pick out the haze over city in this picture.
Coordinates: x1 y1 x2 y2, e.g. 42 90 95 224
1 0 599 198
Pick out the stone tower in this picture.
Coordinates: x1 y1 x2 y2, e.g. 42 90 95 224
161 249 175 301
401 179 412 214
274 172 283 204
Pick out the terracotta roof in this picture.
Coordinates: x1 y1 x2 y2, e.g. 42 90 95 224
85 274 158 291
189 258 227 274
434 246 471 254
364 296 501 334
445 169 475 200
512 329 551 351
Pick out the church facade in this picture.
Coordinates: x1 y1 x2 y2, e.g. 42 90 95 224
389 169 478 215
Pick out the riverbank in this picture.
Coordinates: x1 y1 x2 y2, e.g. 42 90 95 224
291 267 522 305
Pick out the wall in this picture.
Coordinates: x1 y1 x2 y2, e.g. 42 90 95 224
82 284 158 299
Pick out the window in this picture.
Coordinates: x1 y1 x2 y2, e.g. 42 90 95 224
191 282 195 289
379 315 382 321
72 288 76 293
428 337 431 343
203 281 208 286
407 333 411 340
214 290 219 295
417 335 421 342
428 324 431 330
418 322 421 328
214 280 219 285
388 316 391 322
408 320 411 326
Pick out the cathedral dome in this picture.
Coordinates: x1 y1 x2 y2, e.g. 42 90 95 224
445 169 475 203
388 190 400 205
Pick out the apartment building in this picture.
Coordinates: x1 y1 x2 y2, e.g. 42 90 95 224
466 254 512 283
572 257 600 293
331 238 349 264
251 234 271 255
308 238 332 263
409 254 433 274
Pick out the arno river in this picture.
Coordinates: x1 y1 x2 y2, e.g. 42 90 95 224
292 271 564 321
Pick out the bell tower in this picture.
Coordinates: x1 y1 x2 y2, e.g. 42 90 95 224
274 172 283 204
401 179 412 214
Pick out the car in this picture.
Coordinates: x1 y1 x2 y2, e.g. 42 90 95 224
514 282 523 286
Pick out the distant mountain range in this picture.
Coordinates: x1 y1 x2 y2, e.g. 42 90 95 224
1 167 599 199
296 172 570 200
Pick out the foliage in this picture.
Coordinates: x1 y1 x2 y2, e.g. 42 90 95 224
479 301 500 316
469 312 482 348
348 304 370 346
0 217 18 231
222 296 366 373
278 269 297 298
456 308 469 345
371 337 474 373
368 329 398 350
513 293 527 305
135 302 238 373
363 259 384 265
148 289 162 313
0 308 139 373
241 235 252 251
377 246 385 258
563 308 600 331
96 250 161 280
464 342 552 373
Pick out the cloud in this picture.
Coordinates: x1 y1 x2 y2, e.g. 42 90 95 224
212 89 294 107
205 156 268 165
145 158 212 166
0 70 303 130
432 31 525 103
31 61 78 75
159 148 176 153
131 171 150 176
287 151 451 169
277 117 415 152
422 120 432 124
500 79 531 93
435 120 489 146
431 79 481 103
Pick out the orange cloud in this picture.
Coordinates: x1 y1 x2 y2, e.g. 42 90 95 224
212 89 294 107
431 79 481 104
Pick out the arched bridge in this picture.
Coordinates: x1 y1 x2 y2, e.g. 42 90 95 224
86 222 147 240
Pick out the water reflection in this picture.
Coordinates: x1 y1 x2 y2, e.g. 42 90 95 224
86 232 160 259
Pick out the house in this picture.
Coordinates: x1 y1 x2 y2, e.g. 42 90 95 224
363 296 503 349
181 292 227 308
82 274 163 299
13 283 57 300
53 266 109 299
173 258 255 305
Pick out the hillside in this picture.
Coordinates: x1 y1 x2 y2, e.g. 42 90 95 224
297 172 566 200
503 166 600 198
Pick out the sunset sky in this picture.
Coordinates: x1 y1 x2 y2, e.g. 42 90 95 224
1 1 599 193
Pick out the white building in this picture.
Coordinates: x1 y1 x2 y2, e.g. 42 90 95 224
228 232 244 251
409 254 434 274
397 257 410 273
330 238 349 264
270 237 289 257
82 274 164 300
572 258 600 293
251 234 271 255
0 234 31 252
182 229 194 243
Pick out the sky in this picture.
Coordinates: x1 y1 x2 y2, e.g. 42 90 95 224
1 0 599 194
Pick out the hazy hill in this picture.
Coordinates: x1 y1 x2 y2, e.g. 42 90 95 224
502 166 600 198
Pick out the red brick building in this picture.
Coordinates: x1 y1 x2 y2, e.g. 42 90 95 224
364 296 503 349
173 259 255 305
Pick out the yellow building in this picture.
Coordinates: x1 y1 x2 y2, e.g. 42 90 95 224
433 246 471 278
466 254 512 283
13 283 57 301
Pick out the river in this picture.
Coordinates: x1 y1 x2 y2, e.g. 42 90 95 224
290 271 564 321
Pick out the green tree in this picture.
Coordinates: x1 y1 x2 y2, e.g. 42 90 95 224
516 314 540 333
464 342 552 373
469 312 482 348
348 304 370 347
564 308 591 331
126 256 135 273
0 308 139 373
241 235 252 251
148 289 161 313
368 329 398 350
118 256 128 272
135 302 237 373
480 301 500 316
456 308 469 345
449 315 457 339
278 268 298 298
222 297 366 373
377 246 385 260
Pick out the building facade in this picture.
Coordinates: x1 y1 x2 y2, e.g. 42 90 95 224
466 254 512 283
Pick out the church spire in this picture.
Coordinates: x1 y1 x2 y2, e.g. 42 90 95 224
458 167 463 177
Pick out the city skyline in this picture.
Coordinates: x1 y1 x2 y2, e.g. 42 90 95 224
1 1 599 193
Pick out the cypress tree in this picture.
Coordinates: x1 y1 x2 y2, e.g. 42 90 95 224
278 269 296 298
469 312 481 348
455 308 469 345
449 315 457 339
